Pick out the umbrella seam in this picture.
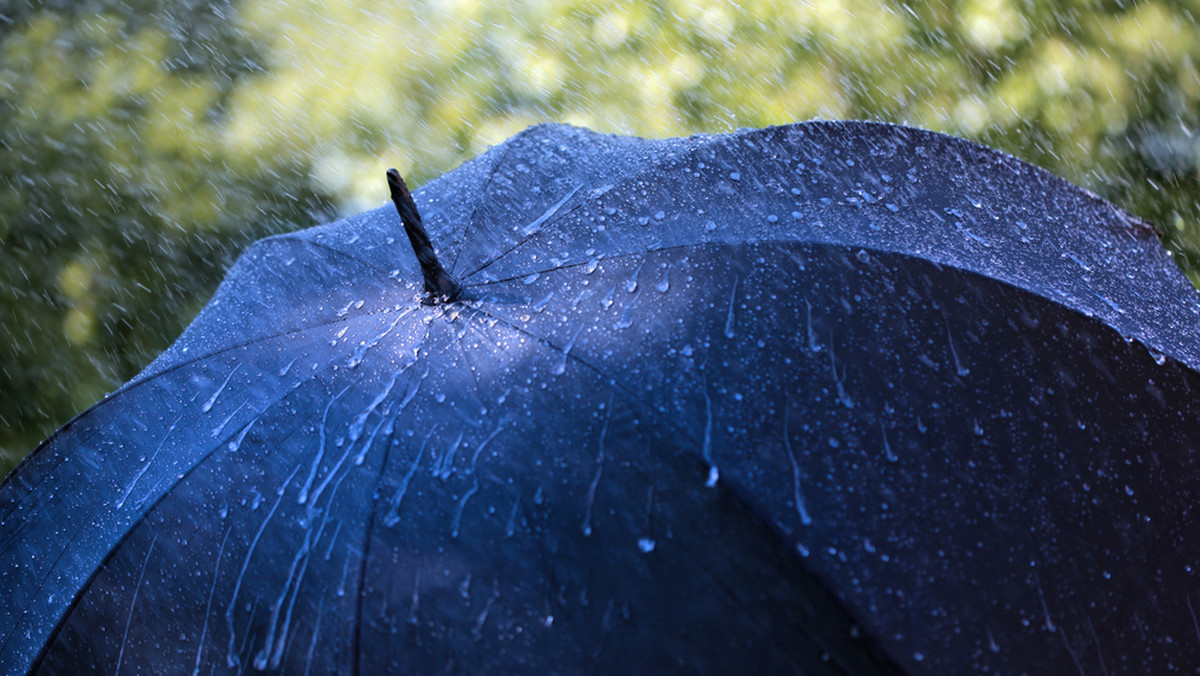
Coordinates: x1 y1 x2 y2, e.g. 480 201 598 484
449 124 540 277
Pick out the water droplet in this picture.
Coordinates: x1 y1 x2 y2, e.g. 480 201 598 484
653 210 665 221
625 264 641 293
856 250 870 263
655 266 670 293
767 214 778 223
705 466 719 487
601 286 616 310
729 171 741 181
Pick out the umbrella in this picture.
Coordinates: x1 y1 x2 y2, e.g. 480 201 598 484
4 121 1200 674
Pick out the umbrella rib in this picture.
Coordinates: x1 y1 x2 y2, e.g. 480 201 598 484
268 235 398 279
120 306 406 409
462 201 587 282
449 124 536 276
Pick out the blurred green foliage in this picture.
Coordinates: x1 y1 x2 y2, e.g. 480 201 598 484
2 0 1199 475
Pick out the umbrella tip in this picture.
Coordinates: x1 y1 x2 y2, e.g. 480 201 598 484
387 169 464 303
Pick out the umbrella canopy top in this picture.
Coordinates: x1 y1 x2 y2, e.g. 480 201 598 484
141 121 1200 383
5 121 1200 675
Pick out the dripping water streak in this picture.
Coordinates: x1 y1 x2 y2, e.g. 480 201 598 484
202 364 242 413
582 403 611 536
724 276 739 339
211 402 248 439
227 414 260 453
521 184 582 235
881 422 897 462
226 490 286 668
257 527 314 669
943 311 970 377
701 381 713 467
436 431 465 480
625 262 642 293
117 417 181 509
299 383 354 504
193 528 231 676
302 597 325 676
806 299 821 352
504 498 520 538
451 479 480 539
469 423 505 471
615 291 639 330
472 582 501 640
347 311 409 368
782 404 813 525
408 569 421 624
116 535 157 676
553 324 585 376
348 371 400 442
1086 616 1110 676
829 331 854 409
384 430 434 526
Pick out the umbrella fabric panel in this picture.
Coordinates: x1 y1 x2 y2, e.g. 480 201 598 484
467 240 1200 673
453 123 1200 372
0 300 430 673
355 311 893 674
38 373 395 674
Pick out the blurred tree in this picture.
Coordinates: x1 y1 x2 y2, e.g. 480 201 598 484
2 0 1198 475
0 2 335 472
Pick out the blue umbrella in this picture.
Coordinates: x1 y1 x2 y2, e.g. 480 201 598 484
4 121 1199 674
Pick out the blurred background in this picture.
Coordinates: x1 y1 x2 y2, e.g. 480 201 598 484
2 0 1199 475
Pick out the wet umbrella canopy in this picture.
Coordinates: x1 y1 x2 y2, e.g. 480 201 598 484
4 121 1200 674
